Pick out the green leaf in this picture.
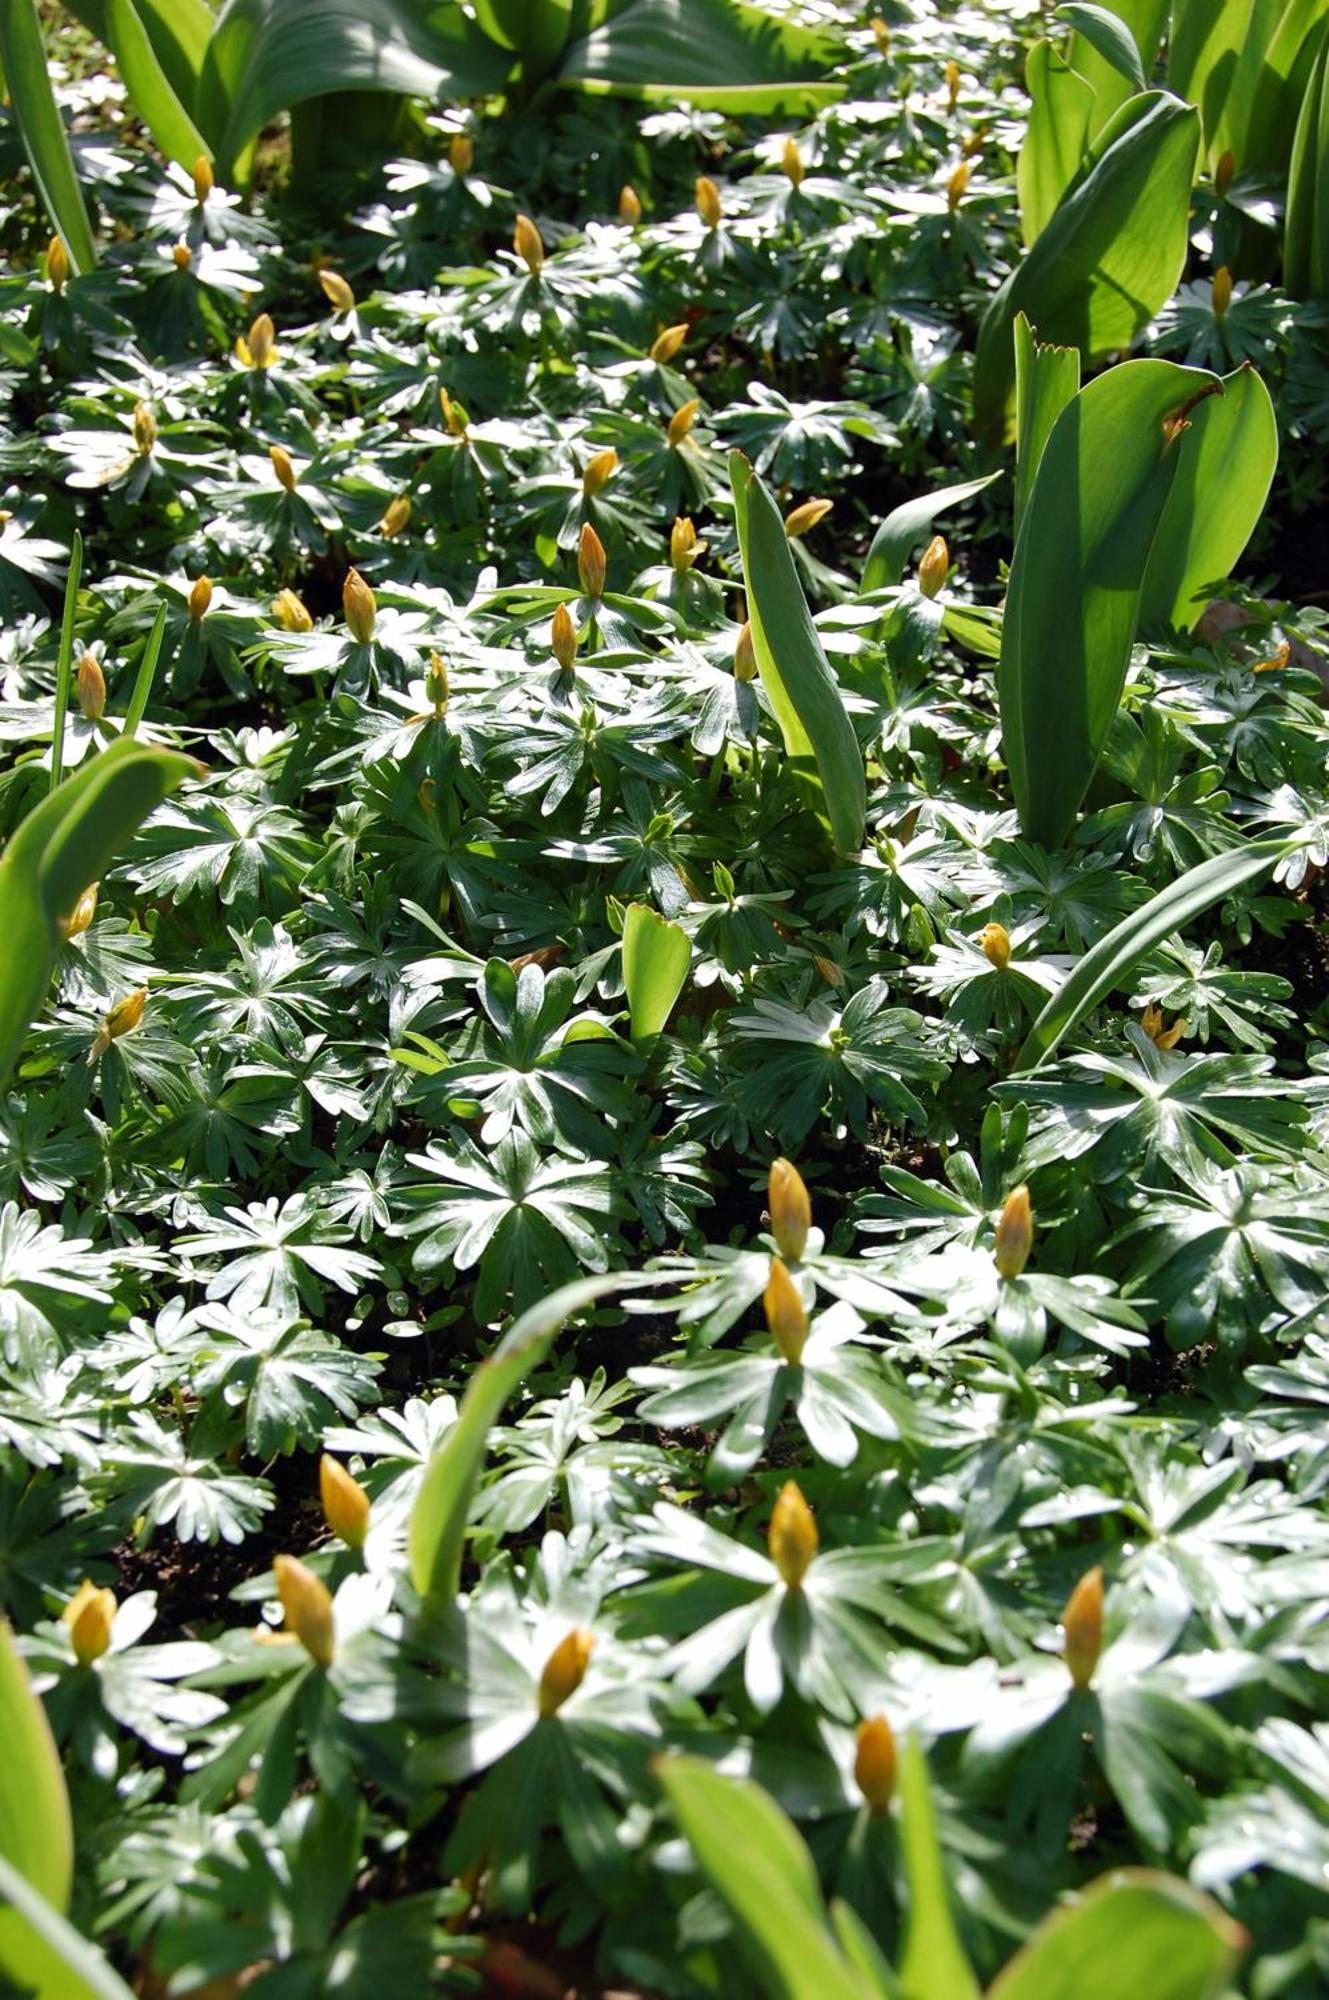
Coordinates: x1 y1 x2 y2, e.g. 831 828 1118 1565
1068 0 1168 132
1244 0 1329 174
974 90 1201 439
1138 363 1279 630
622 903 690 1040
656 1757 871 2000
65 0 212 114
0 738 198 1089
987 1868 1246 2000
1285 20 1329 300
0 1856 136 2000
474 0 571 71
0 1617 72 1994
897 1736 981 2000
557 0 843 113
998 358 1219 848
107 0 211 168
1019 39 1097 245
1167 0 1258 162
730 452 865 857
0 0 98 272
48 529 82 796
1013 314 1081 532
861 473 1002 593
1056 3 1147 93
409 1272 643 1599
1014 837 1293 1071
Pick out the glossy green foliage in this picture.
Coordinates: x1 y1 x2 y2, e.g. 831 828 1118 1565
0 1617 72 1995
622 903 690 1040
1019 39 1097 243
1013 315 1081 530
1285 21 1329 296
106 0 210 169
1070 0 1169 128
558 0 842 111
0 0 97 270
861 473 1002 592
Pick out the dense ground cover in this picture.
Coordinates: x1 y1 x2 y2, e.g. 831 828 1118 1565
3 1 1329 1993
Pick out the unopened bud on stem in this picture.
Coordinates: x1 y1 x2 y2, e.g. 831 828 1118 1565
319 268 356 314
514 212 545 274
47 235 71 292
994 1184 1032 1281
188 575 212 621
76 651 107 720
274 1554 335 1669
1063 1566 1104 1690
768 1158 812 1262
855 1715 897 1810
64 1581 115 1664
918 534 949 598
343 568 377 644
552 601 578 670
695 176 723 228
769 1481 817 1588
320 1455 370 1549
979 921 1010 970
619 183 642 224
734 621 757 681
191 155 213 203
578 523 607 599
650 323 688 365
764 1255 808 1364
538 1627 593 1716
582 448 618 496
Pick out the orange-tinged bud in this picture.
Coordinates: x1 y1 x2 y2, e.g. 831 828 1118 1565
274 1554 335 1669
1215 149 1236 198
343 568 377 644
979 921 1011 970
439 385 468 437
813 953 845 988
245 312 277 367
734 620 757 681
172 241 192 270
58 882 98 940
270 444 297 492
514 212 545 274
64 1580 115 1665
871 16 890 52
1141 1003 1186 1050
552 600 578 670
582 447 618 495
769 1480 817 1588
319 267 356 313
768 1158 811 1262
188 575 213 621
272 588 313 632
669 516 703 572
380 493 412 537
764 1254 808 1365
994 1184 1033 1281
425 650 449 712
578 522 607 599
619 183 643 224
47 234 71 292
1212 265 1233 317
946 159 970 211
538 1627 594 1716
133 400 157 454
946 58 961 108
88 986 146 1065
450 132 474 177
319 1454 370 1549
191 154 213 202
417 776 437 815
667 397 700 447
695 176 723 228
918 533 950 598
855 1715 897 1811
650 322 689 365
76 651 107 720
1063 1566 1104 1690
784 497 833 539
782 137 805 186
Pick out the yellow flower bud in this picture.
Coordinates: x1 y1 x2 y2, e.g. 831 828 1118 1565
578 522 607 599
188 575 213 622
343 568 377 644
425 650 449 713
514 212 545 274
763 1254 808 1365
87 986 146 1065
813 953 846 988
768 1158 811 1263
994 1183 1033 1281
552 600 578 670
946 159 970 211
667 397 700 447
1063 1566 1104 1691
439 385 468 437
782 137 805 186
1141 1003 1186 1050
76 651 107 720
918 534 950 598
450 133 474 177
47 234 71 292
669 516 703 572
274 1554 335 1669
319 267 356 313
650 322 689 365
538 1627 594 1716
240 311 277 368
58 882 98 940
133 400 158 454
417 776 437 814
1212 265 1233 317
173 241 193 271
1215 149 1236 198
769 1480 817 1588
871 16 890 53
946 58 960 109
63 1580 115 1665
270 443 298 492
380 493 413 537
979 921 1011 970
695 176 723 228
784 497 833 540
319 1454 370 1549
191 154 214 202
582 447 618 496
272 588 313 632
854 1714 897 1811
619 183 643 225
734 620 757 681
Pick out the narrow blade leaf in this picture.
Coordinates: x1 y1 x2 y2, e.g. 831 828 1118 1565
0 0 98 271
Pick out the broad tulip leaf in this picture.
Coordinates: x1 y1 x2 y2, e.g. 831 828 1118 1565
558 0 842 112
0 1617 73 1994
999 358 1220 848
898 1736 982 2000
64 0 212 113
1056 3 1147 92
107 0 211 169
474 0 572 65
1069 0 1168 128
988 1868 1246 1999
1138 362 1278 629
731 452 866 857
861 472 1002 592
1167 0 1254 156
975 90 1200 438
0 0 98 271
1019 39 1097 244
1013 314 1081 530
657 1758 869 2000
1244 0 1329 173
622 903 690 1040
1014 836 1293 1070
1285 20 1329 298
0 738 198 1089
